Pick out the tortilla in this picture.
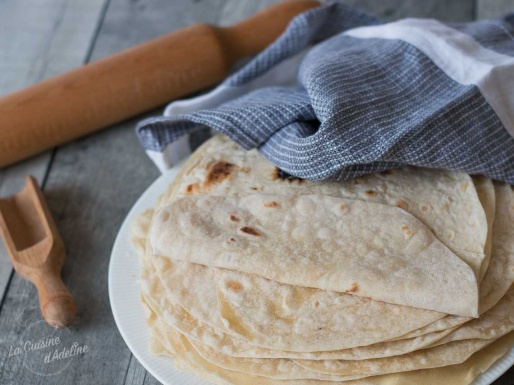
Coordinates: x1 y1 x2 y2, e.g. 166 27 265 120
156 135 488 277
152 194 480 316
151 135 489 318
131 135 514 384
148 312 514 385
134 185 514 361
134 136 510 355
141 252 514 381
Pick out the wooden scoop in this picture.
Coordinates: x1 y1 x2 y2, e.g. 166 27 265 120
0 0 320 168
0 176 76 328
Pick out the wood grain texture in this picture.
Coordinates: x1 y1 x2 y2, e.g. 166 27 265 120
0 0 107 326
477 0 514 18
0 0 106 95
338 0 475 21
124 355 162 385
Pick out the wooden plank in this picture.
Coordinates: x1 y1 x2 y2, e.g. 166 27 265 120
477 0 514 19
123 355 161 385
339 0 475 21
216 0 281 26
0 0 107 95
0 0 107 318
87 0 227 61
0 0 107 382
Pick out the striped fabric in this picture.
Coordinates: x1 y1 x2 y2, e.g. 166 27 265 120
136 2 514 183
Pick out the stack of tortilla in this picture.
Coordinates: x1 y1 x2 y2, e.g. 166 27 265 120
131 134 514 385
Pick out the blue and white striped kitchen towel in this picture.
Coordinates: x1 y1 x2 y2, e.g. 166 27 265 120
136 2 514 183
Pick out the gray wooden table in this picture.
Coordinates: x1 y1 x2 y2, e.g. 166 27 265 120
1 0 513 384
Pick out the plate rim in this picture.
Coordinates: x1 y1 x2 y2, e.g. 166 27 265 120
108 165 514 385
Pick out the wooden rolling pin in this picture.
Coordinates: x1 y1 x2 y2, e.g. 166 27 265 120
0 0 319 168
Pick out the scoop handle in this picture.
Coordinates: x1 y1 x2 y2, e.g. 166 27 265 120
34 266 77 328
0 0 319 168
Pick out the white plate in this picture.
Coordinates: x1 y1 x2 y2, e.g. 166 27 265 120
109 164 514 385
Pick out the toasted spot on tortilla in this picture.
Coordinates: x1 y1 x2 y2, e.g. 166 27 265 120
240 227 260 236
402 225 414 238
185 183 200 194
272 167 304 183
264 201 279 208
365 190 376 197
381 169 395 175
185 162 236 194
421 205 429 212
346 282 359 293
205 162 236 187
230 215 240 222
227 280 243 293
396 200 409 210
